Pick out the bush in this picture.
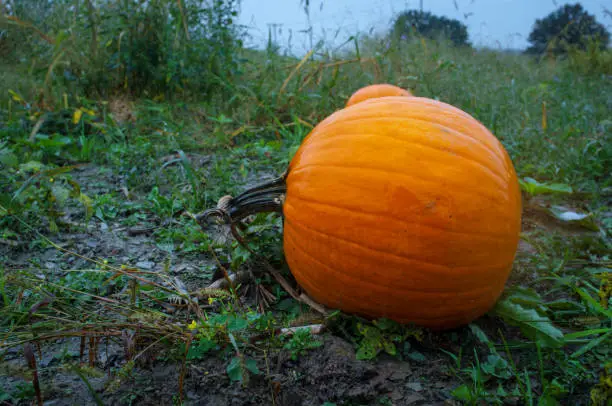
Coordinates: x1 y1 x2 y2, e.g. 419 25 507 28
391 10 470 47
526 3 610 55
0 0 244 102
567 41 612 75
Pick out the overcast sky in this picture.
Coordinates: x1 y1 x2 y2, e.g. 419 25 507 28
238 0 611 54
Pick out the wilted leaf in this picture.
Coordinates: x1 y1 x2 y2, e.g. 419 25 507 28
547 206 599 231
8 89 24 103
78 193 94 220
73 109 83 124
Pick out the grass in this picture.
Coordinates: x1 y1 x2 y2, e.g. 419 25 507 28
1 10 611 405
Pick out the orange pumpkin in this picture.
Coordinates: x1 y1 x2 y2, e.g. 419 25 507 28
346 84 412 107
208 96 522 330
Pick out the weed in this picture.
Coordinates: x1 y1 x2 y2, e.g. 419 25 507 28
282 328 323 360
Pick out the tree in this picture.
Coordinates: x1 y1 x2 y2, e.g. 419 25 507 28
526 3 610 55
391 10 470 47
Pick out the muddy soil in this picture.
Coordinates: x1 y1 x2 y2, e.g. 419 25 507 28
0 162 597 406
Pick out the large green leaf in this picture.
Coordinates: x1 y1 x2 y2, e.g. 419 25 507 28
519 177 573 196
493 292 564 348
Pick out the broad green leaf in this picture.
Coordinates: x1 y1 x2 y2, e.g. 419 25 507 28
226 356 243 382
481 354 512 379
244 358 260 375
519 177 573 196
227 315 249 332
493 299 564 348
355 340 379 360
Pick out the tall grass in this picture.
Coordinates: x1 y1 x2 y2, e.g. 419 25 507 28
0 0 243 103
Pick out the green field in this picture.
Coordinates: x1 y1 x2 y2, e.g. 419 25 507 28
1 2 611 405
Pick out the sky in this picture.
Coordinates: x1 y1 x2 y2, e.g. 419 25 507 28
238 0 611 55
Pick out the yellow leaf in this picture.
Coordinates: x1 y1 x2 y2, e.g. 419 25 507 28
8 90 23 103
72 109 83 124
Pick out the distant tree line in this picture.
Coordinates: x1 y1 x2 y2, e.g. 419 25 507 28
391 10 470 47
389 2 609 55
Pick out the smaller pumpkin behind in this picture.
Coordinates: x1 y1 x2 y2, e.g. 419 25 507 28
346 84 412 107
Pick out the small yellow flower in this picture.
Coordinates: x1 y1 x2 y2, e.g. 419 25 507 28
187 320 197 330
208 297 216 305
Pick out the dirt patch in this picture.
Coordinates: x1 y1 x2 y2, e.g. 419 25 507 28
1 334 460 405
1 166 602 406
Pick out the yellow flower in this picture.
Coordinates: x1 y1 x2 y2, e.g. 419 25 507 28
187 320 197 330
208 297 216 305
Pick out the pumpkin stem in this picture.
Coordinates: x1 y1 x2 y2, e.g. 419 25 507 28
196 170 287 225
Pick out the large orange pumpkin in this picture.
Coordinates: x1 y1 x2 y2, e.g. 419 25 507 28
346 84 412 107
208 96 522 330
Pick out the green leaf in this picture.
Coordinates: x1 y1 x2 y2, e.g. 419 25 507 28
469 323 491 346
570 331 611 359
78 193 93 221
382 340 397 356
227 315 249 332
186 339 215 360
481 354 512 379
0 150 18 168
244 358 260 375
574 287 612 318
407 351 426 362
493 296 564 348
374 317 399 331
451 385 472 401
19 160 44 173
519 177 573 196
226 357 243 382
538 394 561 406
564 328 611 340
355 342 378 360
51 185 70 205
